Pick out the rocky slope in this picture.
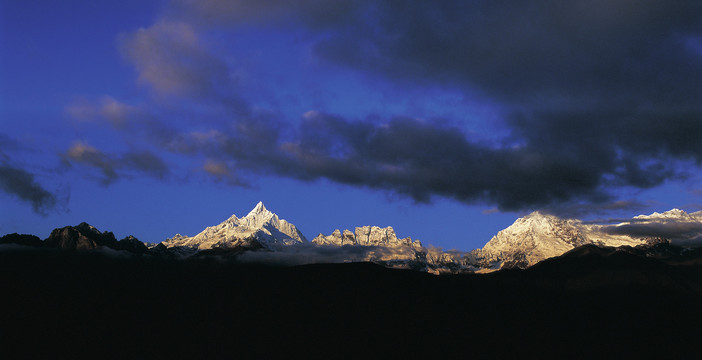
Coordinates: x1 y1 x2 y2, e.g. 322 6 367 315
45 222 120 250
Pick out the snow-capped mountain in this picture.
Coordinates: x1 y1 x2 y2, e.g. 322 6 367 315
162 202 306 250
475 210 682 269
479 212 592 268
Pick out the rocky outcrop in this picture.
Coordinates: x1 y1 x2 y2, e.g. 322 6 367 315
44 223 119 250
0 233 43 247
118 235 149 254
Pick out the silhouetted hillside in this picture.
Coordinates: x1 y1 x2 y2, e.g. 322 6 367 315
1 248 701 358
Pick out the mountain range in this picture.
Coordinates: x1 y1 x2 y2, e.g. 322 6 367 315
4 203 702 357
4 202 702 273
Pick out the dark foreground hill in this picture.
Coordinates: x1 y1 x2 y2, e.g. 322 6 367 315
1 248 702 359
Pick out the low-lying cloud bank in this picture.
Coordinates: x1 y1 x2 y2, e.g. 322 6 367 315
235 242 420 267
601 211 702 246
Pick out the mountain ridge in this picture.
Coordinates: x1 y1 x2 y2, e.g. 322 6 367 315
3 204 702 273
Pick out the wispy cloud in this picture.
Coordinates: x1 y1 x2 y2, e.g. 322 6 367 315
63 142 169 185
202 159 247 186
66 96 139 129
118 20 229 98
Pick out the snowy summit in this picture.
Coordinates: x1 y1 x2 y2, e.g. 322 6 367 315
163 202 306 250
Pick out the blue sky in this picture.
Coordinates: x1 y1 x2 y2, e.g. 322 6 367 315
1 0 702 250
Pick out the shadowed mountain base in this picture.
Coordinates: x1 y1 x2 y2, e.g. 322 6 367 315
1 249 701 358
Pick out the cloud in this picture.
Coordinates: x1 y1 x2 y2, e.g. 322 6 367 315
236 242 419 266
118 20 229 98
311 1 702 105
0 134 61 215
0 164 57 215
167 1 701 107
122 151 170 179
270 112 634 210
606 221 702 240
168 0 368 28
64 143 119 184
144 110 631 211
543 200 651 219
202 159 246 186
64 142 170 185
602 219 702 246
65 1 702 216
66 96 138 129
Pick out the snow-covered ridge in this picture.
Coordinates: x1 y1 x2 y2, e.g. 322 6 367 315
161 204 702 272
476 209 702 269
633 208 702 221
163 201 306 250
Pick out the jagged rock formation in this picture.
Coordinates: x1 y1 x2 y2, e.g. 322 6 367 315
312 226 422 249
163 202 306 250
42 222 149 253
311 226 435 271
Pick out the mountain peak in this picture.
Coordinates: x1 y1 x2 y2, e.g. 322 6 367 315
663 208 687 216
164 201 305 250
523 210 557 220
246 201 270 218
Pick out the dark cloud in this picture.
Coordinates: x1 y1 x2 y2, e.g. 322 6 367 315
64 142 170 185
0 134 60 215
272 112 640 210
164 111 622 210
72 1 702 214
122 151 170 180
305 0 702 202
0 164 57 215
604 220 702 245
168 0 369 29
543 200 651 219
311 1 702 105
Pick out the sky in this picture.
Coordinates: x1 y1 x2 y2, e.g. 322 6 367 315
1 0 702 251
